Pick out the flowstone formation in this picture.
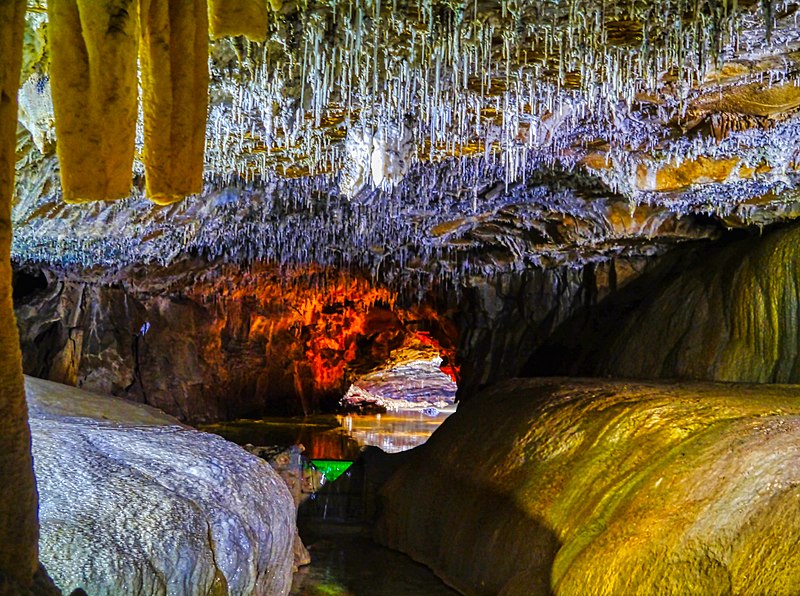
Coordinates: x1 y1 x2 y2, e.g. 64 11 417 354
11 1 800 591
28 375 297 596
0 3 39 593
377 378 800 595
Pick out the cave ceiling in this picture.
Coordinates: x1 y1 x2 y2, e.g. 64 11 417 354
13 0 800 290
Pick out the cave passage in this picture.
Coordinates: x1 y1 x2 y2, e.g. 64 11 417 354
10 0 800 594
202 352 460 595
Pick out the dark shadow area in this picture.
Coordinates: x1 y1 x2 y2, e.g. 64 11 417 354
293 447 455 595
298 446 411 524
12 267 48 302
523 223 770 378
291 521 460 596
376 469 562 596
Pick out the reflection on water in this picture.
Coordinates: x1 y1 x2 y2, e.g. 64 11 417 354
339 408 455 454
202 408 458 595
290 522 458 596
200 416 362 460
201 408 455 458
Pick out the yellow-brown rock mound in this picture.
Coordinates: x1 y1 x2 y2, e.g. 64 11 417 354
377 378 800 595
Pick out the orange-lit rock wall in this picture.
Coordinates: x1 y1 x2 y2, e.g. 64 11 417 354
15 264 456 422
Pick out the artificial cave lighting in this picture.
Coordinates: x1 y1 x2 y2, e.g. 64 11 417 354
7 0 800 595
308 459 353 482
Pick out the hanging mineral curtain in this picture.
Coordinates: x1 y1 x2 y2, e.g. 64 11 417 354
209 0 269 41
140 0 209 205
48 0 140 203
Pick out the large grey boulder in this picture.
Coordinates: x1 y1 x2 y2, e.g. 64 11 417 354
27 376 296 595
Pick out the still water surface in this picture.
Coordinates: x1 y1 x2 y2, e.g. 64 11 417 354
203 408 454 458
203 409 457 596
290 522 458 596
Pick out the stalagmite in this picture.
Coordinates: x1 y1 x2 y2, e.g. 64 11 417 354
0 0 40 591
140 0 209 205
48 0 140 202
209 0 269 42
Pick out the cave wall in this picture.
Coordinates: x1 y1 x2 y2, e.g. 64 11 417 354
456 258 652 400
15 266 452 423
527 223 800 384
22 224 783 424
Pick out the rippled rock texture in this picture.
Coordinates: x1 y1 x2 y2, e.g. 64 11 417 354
376 378 800 595
28 375 296 595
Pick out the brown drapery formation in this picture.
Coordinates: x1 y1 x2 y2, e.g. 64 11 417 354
0 1 38 592
46 1 284 205
48 0 140 203
48 0 211 206
208 0 268 41
140 0 209 205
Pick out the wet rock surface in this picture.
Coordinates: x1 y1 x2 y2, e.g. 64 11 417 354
28 375 297 596
376 378 800 595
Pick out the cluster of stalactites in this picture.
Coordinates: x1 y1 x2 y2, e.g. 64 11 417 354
47 0 274 205
38 1 791 201
206 0 785 192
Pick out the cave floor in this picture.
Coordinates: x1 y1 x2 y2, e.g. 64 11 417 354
291 520 458 596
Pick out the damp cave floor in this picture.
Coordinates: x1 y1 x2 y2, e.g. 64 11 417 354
291 520 459 596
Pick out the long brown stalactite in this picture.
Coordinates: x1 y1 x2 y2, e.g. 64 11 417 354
0 1 39 593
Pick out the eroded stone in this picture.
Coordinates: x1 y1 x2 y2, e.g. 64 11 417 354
28 376 297 596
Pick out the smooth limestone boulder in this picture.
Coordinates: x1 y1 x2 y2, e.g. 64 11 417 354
27 376 296 596
376 378 800 595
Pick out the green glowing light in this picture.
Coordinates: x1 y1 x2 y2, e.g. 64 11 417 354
310 460 353 482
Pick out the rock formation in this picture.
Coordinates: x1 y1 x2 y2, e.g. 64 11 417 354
377 378 800 595
455 259 652 400
29 375 297 596
15 1 800 290
14 264 458 421
139 0 209 204
0 3 39 593
47 0 140 202
10 0 800 592
527 221 800 385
